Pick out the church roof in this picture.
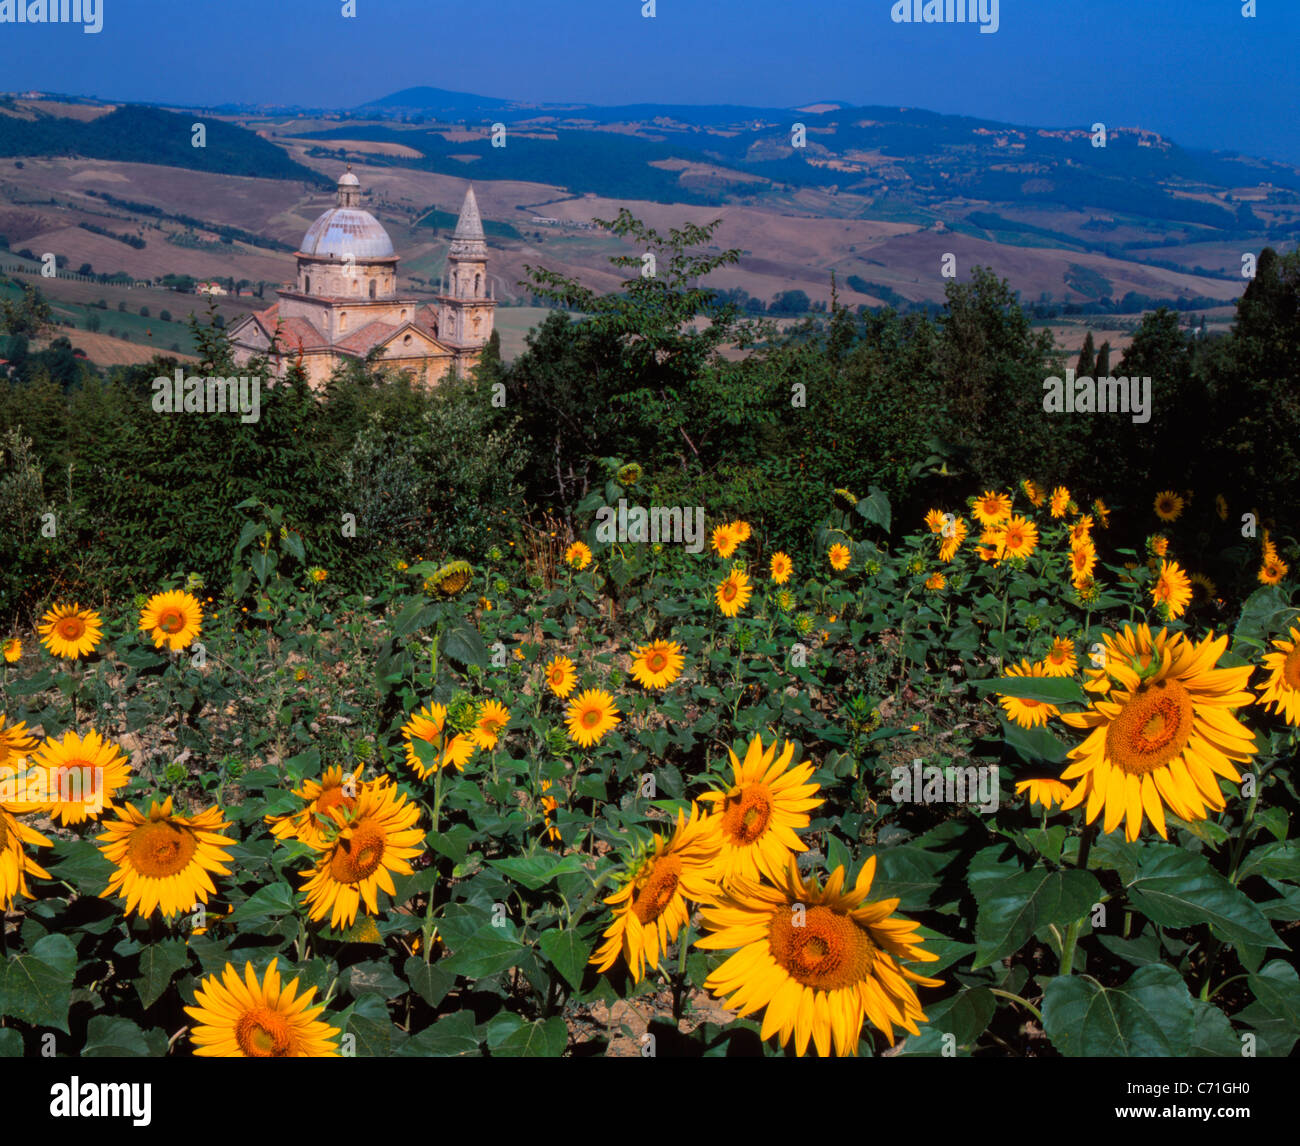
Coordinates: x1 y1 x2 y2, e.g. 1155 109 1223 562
453 185 485 241
299 169 394 259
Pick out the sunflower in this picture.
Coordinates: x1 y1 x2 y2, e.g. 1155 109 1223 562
827 543 851 572
540 778 562 844
710 524 741 558
590 804 718 982
307 567 328 584
700 732 823 886
566 688 621 748
997 659 1060 729
1150 559 1192 620
1256 625 1300 726
1000 515 1039 561
97 796 235 919
185 958 340 1057
1148 534 1170 558
1153 490 1184 522
938 517 967 563
139 589 203 651
1021 479 1045 508
19 729 132 826
400 702 477 778
1049 486 1070 518
1039 637 1078 677
265 764 369 849
1074 576 1101 605
1189 572 1217 608
299 782 424 929
564 541 592 570
37 602 103 659
1093 498 1111 529
696 857 942 1056
1058 625 1257 841
731 520 752 542
428 560 474 597
0 804 51 911
972 490 1012 527
1069 516 1094 546
923 508 947 534
716 569 752 616
630 640 684 689
924 572 945 592
0 715 38 772
1015 778 1072 810
767 553 793 586
2 637 19 663
1069 540 1097 586
471 699 511 750
544 655 578 698
617 462 644 486
1258 553 1289 586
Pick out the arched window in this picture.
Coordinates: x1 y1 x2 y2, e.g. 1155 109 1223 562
304 276 310 295
403 334 412 346
369 279 377 299
340 312 348 332
400 309 407 322
474 273 482 295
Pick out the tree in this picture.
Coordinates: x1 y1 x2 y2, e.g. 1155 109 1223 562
1075 330 1095 376
0 283 55 339
1093 340 1111 377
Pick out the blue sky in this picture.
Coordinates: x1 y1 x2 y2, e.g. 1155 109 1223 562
5 0 1298 163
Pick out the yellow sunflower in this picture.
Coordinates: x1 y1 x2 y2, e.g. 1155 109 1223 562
1021 479 1046 508
0 715 38 773
185 958 340 1058
716 569 753 616
97 796 235 919
19 729 132 826
769 551 794 584
1070 540 1097 586
998 659 1060 729
1069 516 1094 546
630 640 684 689
1153 490 1184 522
827 544 851 572
923 508 947 534
700 732 823 886
0 804 51 911
1149 534 1170 558
1256 625 1300 726
38 602 103 659
924 572 945 592
1000 515 1039 561
400 702 477 778
711 524 741 558
2 637 20 663
731 520 752 542
544 655 578 698
1189 572 1217 608
1049 486 1071 518
1058 625 1257 841
299 782 424 929
973 490 1012 527
938 516 967 563
540 778 561 845
1258 553 1289 586
1015 778 1072 810
1039 637 1079 677
696 857 942 1056
566 688 621 748
564 541 592 570
471 699 511 750
428 560 474 597
139 589 204 651
1151 559 1192 620
590 803 719 983
265 764 369 849
1093 498 1111 529
308 567 328 584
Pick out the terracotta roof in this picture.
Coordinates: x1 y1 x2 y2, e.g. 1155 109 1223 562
272 316 330 353
336 320 397 355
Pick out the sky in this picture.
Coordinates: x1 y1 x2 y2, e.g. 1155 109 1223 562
4 0 1298 164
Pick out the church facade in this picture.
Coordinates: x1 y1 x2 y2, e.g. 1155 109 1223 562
229 169 496 387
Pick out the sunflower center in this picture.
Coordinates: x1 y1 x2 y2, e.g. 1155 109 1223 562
1282 646 1300 691
721 582 738 602
1107 678 1194 776
581 707 601 728
128 819 198 878
721 784 772 844
329 821 386 883
646 651 667 672
58 617 85 640
235 1007 294 1057
769 905 874 991
631 854 681 924
158 610 184 634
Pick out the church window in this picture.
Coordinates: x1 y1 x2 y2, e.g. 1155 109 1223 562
340 312 348 332
369 279 377 299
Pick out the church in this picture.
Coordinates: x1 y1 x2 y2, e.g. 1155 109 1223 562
229 168 496 387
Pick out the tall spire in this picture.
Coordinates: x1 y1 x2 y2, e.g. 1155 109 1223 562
448 184 487 259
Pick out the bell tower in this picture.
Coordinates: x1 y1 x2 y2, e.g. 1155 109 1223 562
438 184 496 367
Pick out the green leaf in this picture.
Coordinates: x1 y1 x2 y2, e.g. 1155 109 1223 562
404 958 454 1008
855 485 891 534
443 623 488 669
0 933 76 1033
1001 717 1069 765
488 854 585 891
399 1010 481 1057
82 1015 161 1057
869 845 951 910
391 599 438 639
493 1016 568 1057
343 960 407 999
134 938 191 1010
1188 999 1244 1057
1237 839 1300 883
0 1029 22 1057
1246 960 1300 1034
972 869 1101 968
1042 965 1196 1056
341 994 393 1057
226 881 295 924
538 928 593 991
1127 845 1278 949
973 675 1087 704
438 919 526 979
45 838 114 896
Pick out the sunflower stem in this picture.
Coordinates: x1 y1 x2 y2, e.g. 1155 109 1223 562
989 988 1043 1023
1059 825 1097 975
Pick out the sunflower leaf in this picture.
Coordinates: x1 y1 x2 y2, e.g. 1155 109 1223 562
134 938 191 1010
972 868 1101 969
1237 839 1300 883
493 1016 568 1057
82 1015 166 1057
488 854 586 891
0 933 76 1034
971 675 1087 704
538 927 593 991
1042 965 1197 1056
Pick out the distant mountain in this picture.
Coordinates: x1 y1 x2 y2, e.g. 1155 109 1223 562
356 86 515 117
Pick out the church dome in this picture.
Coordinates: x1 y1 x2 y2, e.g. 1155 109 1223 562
299 168 395 259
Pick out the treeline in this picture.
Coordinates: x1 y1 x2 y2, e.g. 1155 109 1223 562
1 215 1297 624
83 191 298 253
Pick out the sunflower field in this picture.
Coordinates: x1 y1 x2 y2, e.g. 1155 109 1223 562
1 470 1297 1060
